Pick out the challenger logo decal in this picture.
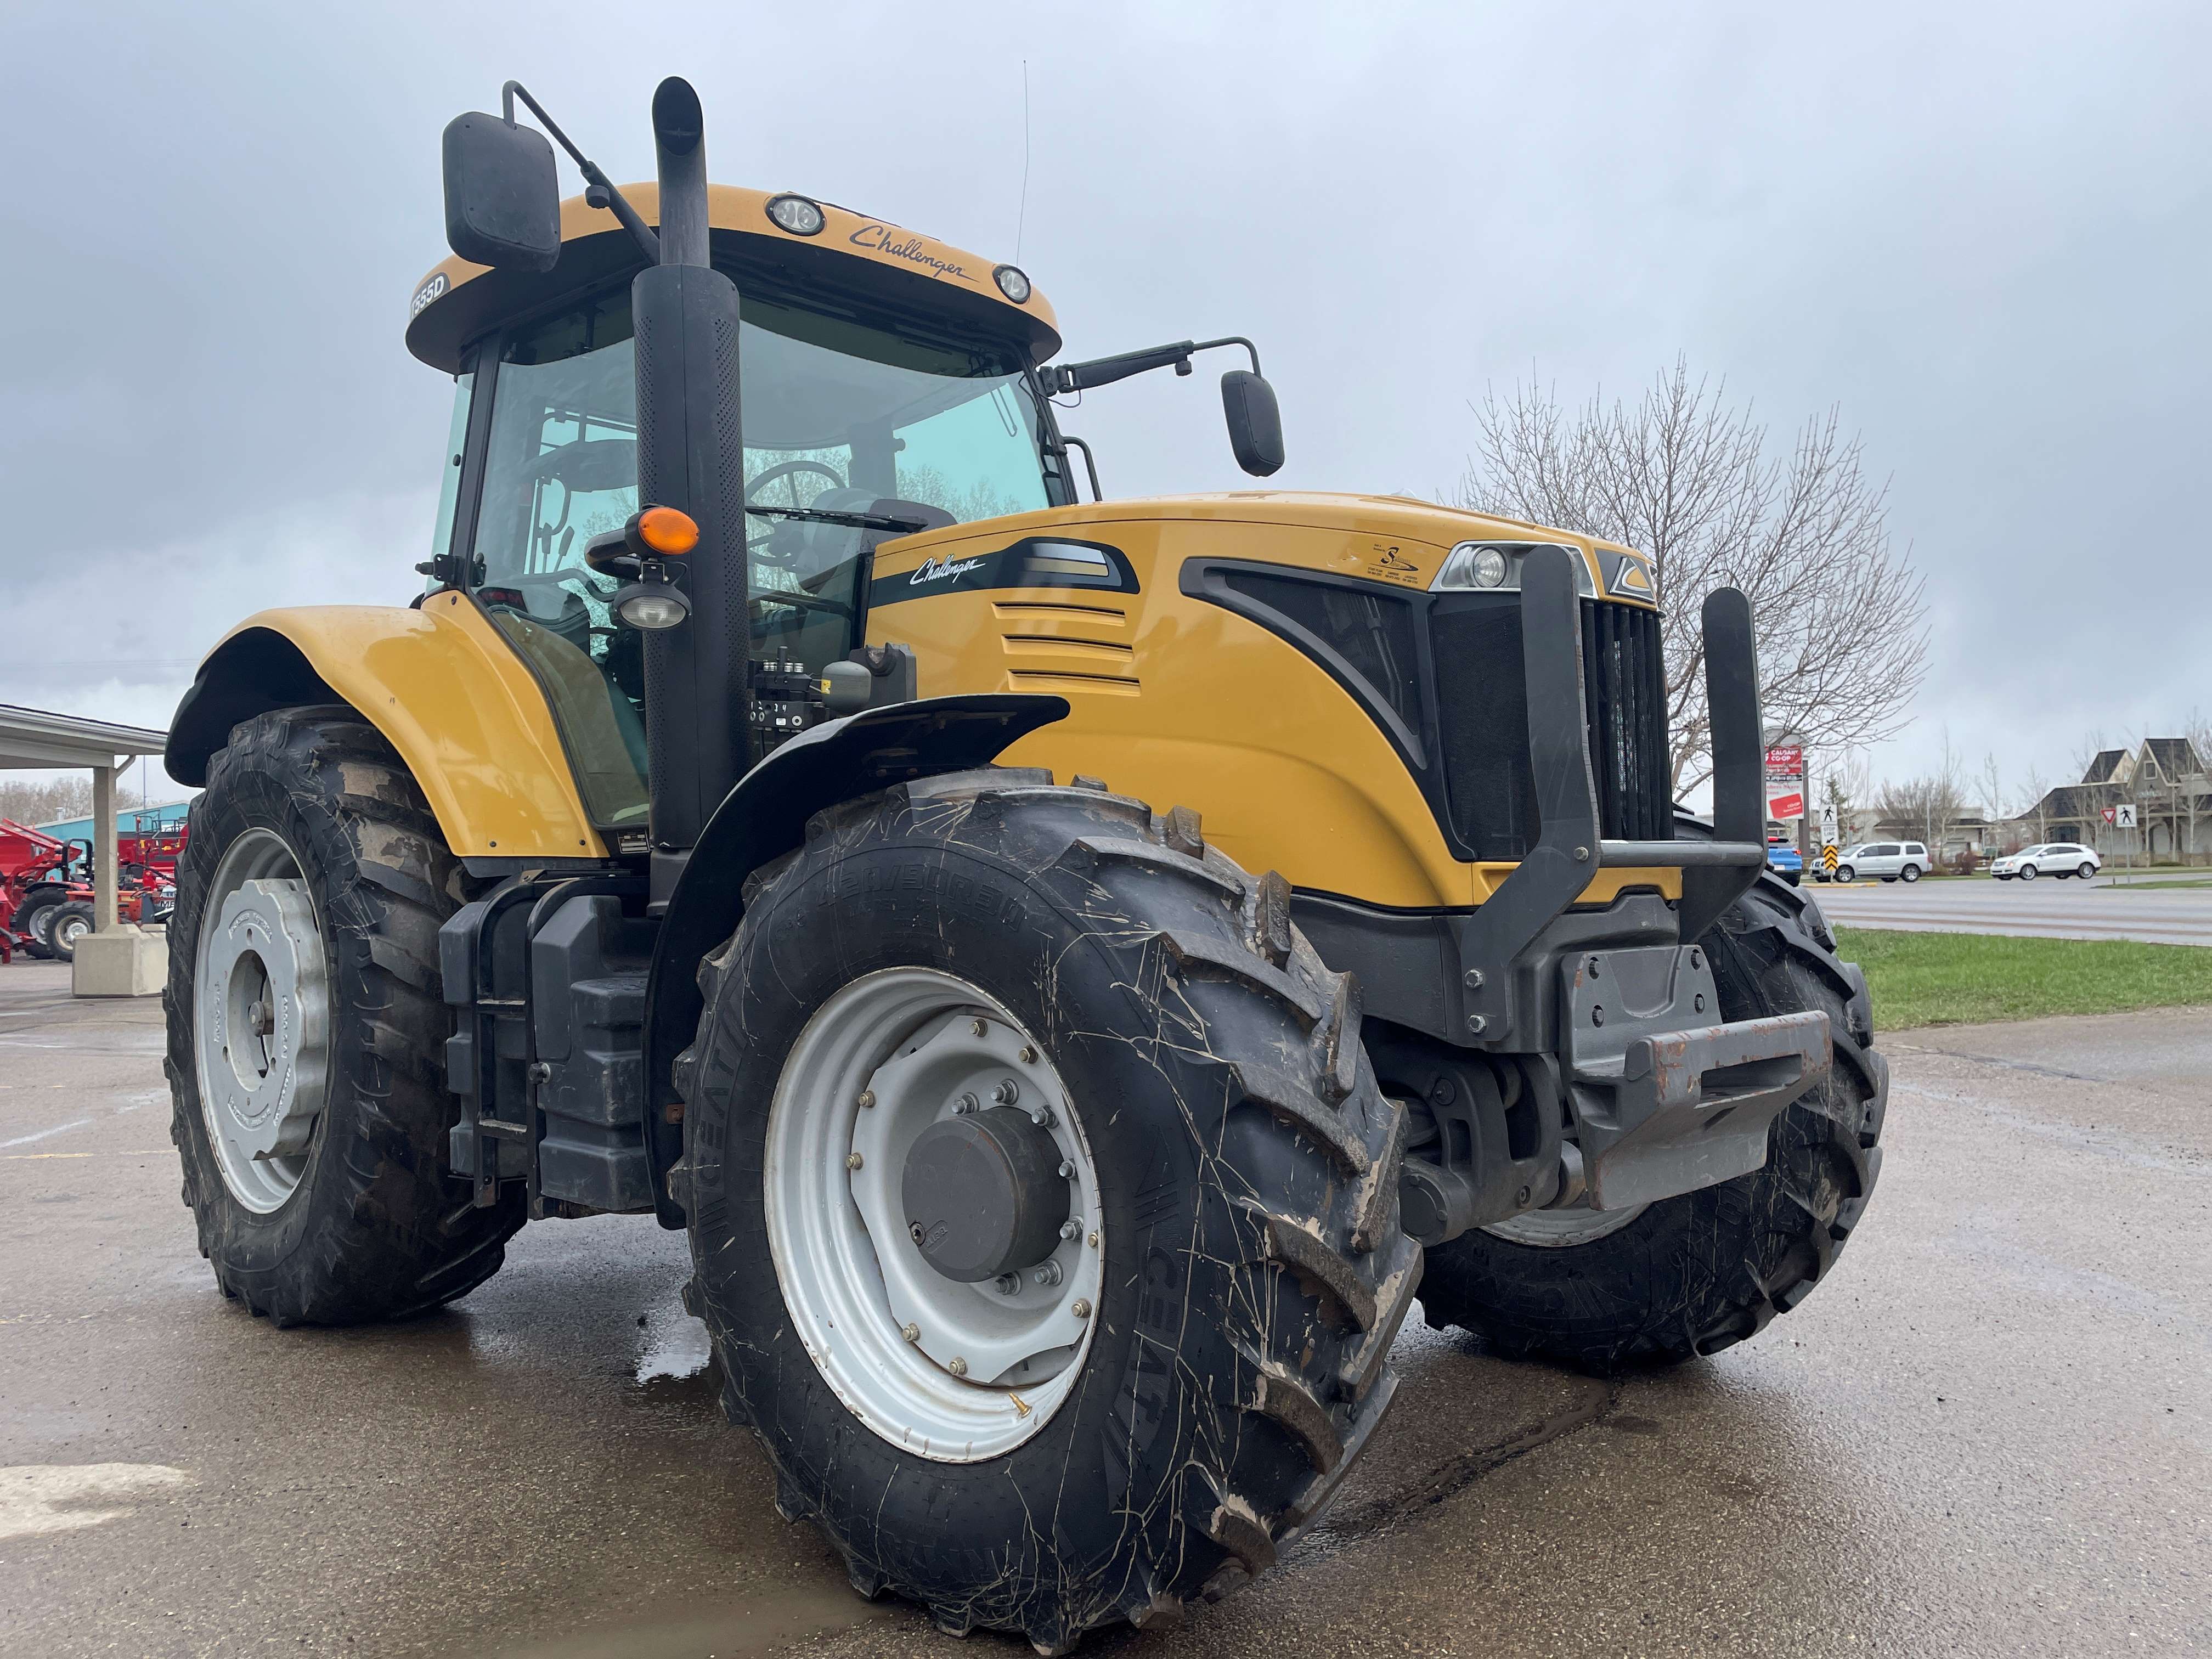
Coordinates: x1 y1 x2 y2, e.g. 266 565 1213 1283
872 538 1139 608
1365 543 1423 586
848 223 975 283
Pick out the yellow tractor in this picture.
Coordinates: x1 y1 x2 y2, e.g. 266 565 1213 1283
163 78 1886 1652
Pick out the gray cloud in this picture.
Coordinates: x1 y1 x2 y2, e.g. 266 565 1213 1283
4 1 2204 805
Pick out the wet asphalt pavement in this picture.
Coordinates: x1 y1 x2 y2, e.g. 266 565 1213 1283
3 960 2207 1658
1812 873 2212 946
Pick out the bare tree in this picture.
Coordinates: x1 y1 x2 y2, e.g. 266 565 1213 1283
0 775 97 826
1876 770 1966 851
1460 356 1928 791
1976 751 2013 854
2016 761 2050 847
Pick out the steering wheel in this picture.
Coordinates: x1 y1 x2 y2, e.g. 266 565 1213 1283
746 459 850 561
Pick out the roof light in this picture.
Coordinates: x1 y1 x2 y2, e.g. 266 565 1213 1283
992 264 1032 304
765 194 826 236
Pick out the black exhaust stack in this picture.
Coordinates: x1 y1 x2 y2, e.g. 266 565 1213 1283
634 77 747 896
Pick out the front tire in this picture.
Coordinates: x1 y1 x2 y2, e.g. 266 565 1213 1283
1836 864 1855 883
678 770 1418 1651
46 900 94 962
1417 861 1888 1369
2021 863 2039 881
165 706 522 1325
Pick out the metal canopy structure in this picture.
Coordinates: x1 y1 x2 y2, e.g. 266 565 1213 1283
2 704 171 990
0 703 168 770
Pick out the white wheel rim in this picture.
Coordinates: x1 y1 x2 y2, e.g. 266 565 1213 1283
1485 1201 1648 1248
193 828 330 1214
764 967 1105 1463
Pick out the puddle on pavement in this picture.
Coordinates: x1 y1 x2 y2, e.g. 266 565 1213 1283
486 1577 891 1658
636 1305 713 1385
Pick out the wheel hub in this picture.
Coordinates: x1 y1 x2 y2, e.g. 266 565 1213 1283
765 968 1105 1462
194 830 329 1214
204 878 328 1164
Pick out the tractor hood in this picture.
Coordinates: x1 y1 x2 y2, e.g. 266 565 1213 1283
875 491 1654 607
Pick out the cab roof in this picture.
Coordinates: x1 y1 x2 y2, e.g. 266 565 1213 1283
405 183 1060 374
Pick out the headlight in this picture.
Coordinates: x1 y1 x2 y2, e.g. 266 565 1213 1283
613 582 692 630
992 263 1032 304
1436 541 1509 589
764 193 826 236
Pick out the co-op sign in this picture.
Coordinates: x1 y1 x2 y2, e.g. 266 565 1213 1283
1765 744 1805 821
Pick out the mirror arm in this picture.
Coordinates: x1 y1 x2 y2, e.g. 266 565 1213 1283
1190 335 1263 376
501 80 662 264
1051 334 1264 394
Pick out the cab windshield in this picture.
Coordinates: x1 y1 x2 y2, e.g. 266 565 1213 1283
450 283 1058 827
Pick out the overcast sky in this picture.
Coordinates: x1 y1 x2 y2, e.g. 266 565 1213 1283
3 1 2206 810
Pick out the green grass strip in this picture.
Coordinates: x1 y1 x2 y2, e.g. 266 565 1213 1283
1833 926 2212 1030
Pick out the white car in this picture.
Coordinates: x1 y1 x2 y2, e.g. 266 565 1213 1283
1990 843 2101 882
1835 841 1929 883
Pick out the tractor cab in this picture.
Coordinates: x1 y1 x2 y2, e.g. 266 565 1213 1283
407 185 1075 832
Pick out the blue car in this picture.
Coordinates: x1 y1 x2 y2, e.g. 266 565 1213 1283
1766 838 1803 887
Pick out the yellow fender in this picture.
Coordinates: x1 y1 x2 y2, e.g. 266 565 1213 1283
166 591 608 860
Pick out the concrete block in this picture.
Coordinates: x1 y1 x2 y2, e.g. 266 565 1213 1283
72 926 167 997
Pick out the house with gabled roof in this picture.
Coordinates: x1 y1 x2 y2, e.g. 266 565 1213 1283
2007 738 2210 861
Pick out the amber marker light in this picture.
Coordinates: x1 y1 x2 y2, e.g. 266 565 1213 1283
634 505 701 556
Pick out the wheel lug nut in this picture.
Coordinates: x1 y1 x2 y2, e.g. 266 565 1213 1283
1057 1160 1074 1178
1032 1261 1063 1287
1059 1220 1080 1240
846 1152 864 1170
993 1078 1020 1104
953 1093 978 1115
1087 1230 1099 1249
901 1323 920 1343
856 1090 876 1109
971 1018 988 1037
948 1356 969 1377
1071 1300 1092 1320
1018 1045 1037 1063
1029 1105 1056 1128
994 1272 1020 1295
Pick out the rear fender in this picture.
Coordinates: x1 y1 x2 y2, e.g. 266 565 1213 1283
165 594 607 860
639 693 1069 1226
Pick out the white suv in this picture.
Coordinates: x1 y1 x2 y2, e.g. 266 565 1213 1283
1836 842 1929 883
1991 843 2101 882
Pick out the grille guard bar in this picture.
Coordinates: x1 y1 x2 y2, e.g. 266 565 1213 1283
1458 546 1768 1047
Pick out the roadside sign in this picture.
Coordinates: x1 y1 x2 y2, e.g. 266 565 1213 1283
1764 744 1806 822
2114 804 2137 828
2102 806 2116 825
1822 843 1838 873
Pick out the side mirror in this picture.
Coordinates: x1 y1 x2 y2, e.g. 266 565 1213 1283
442 112 561 271
1221 370 1284 478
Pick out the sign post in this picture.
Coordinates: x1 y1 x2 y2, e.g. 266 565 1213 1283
2114 803 2137 884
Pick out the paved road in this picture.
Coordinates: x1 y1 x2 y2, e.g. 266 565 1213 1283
3 961 2207 1658
1811 873 2212 946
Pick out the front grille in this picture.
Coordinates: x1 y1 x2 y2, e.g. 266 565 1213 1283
1581 601 1672 842
1183 560 1672 865
1432 594 1670 859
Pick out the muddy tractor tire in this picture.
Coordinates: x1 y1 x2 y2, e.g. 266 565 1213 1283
165 706 523 1326
678 769 1420 1652
1418 854 1887 1370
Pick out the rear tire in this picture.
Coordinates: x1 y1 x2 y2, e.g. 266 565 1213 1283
1417 857 1888 1370
46 901 94 962
165 706 523 1326
13 887 64 958
1900 864 1921 883
678 770 1418 1651
2078 862 2097 879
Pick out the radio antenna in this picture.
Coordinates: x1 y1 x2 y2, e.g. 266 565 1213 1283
1015 60 1032 265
